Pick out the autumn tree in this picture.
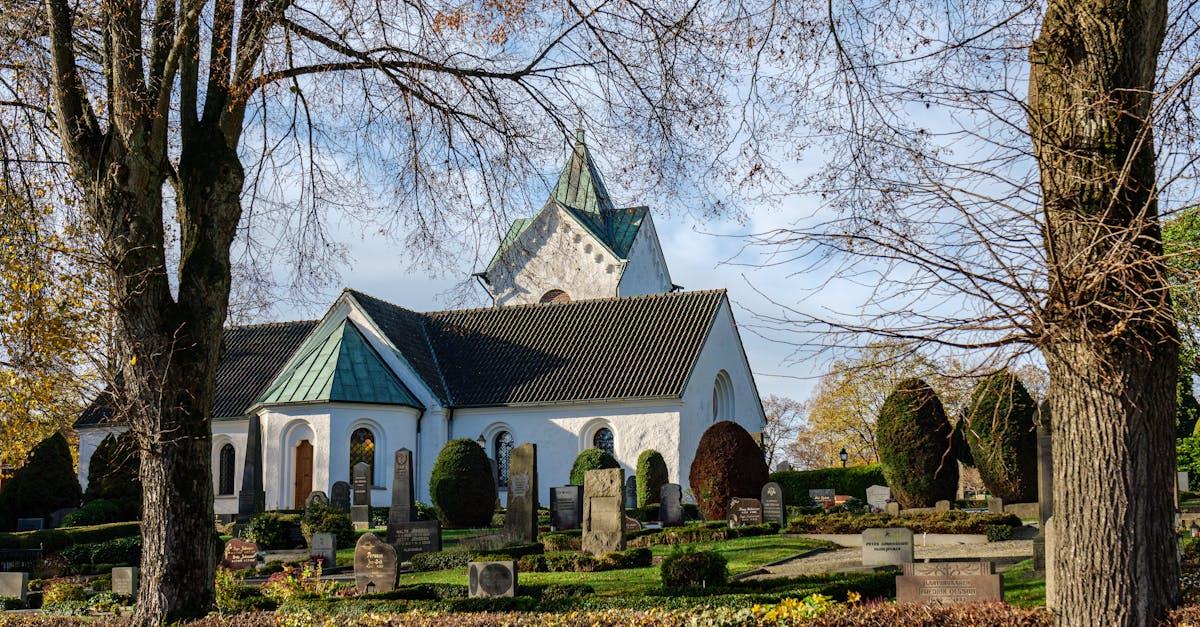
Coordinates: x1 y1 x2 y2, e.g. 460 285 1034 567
760 395 802 468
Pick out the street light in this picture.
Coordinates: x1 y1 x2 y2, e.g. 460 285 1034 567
477 435 487 449
839 448 848 468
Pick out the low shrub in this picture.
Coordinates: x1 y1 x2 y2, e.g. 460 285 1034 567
300 502 355 549
260 563 335 604
363 583 467 601
0 597 26 610
409 542 544 572
56 536 142 571
61 500 122 528
241 512 301 550
661 549 728 588
532 583 595 601
215 568 277 614
541 531 581 551
0 521 140 552
517 548 651 573
786 511 1021 535
40 578 88 610
769 465 888 505
627 522 777 548
985 524 1014 542
85 591 125 613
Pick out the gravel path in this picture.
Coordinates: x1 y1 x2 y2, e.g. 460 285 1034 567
745 539 1034 579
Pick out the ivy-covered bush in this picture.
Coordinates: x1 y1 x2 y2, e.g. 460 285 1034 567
300 502 355 549
660 549 728 588
768 465 887 505
688 421 769 520
241 512 301 550
962 371 1038 502
876 379 957 508
62 500 122 528
636 450 669 508
429 439 497 528
569 448 620 486
82 431 141 520
0 433 82 529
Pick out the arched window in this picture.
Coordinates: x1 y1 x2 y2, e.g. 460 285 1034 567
540 289 571 304
713 371 734 422
593 427 615 456
494 431 514 488
350 428 376 485
218 444 236 495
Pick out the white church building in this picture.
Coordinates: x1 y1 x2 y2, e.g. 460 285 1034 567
75 132 766 514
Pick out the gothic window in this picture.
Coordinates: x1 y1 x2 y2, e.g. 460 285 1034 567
350 428 376 485
540 289 571 304
593 427 615 456
218 444 236 495
494 431 514 488
713 371 735 422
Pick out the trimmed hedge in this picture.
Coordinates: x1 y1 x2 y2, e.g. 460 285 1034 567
785 511 1021 535
962 371 1038 503
627 522 778 548
0 521 141 552
0 433 81 529
661 549 728 588
876 379 957 508
689 421 769 520
569 448 620 486
430 439 498 528
769 465 886 505
61 499 122 527
517 547 652 573
409 542 544 572
635 450 669 508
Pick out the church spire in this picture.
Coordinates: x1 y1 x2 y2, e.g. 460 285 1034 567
551 127 615 217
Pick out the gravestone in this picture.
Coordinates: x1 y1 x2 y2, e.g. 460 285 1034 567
895 561 1003 604
237 414 266 519
550 485 583 530
49 508 76 528
331 481 351 512
862 527 914 566
389 449 416 527
352 461 371 531
15 518 43 532
987 497 1004 514
625 475 638 509
353 532 398 593
624 515 642 532
582 468 625 556
885 502 901 516
391 520 442 561
761 482 786 527
468 560 517 598
1181 471 1190 493
305 491 329 509
866 485 891 510
935 500 951 512
808 488 835 508
310 532 336 565
503 443 538 543
775 460 792 472
112 567 138 597
222 538 259 570
1045 515 1057 609
660 483 684 526
1035 420 1053 572
728 497 764 527
0 572 28 604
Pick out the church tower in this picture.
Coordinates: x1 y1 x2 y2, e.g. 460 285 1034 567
476 130 674 306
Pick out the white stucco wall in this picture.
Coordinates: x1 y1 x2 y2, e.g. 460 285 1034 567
487 205 623 306
451 400 683 504
677 299 768 500
212 419 249 515
617 214 672 297
76 425 126 491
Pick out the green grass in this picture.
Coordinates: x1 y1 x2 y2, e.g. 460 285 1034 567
1003 558 1046 607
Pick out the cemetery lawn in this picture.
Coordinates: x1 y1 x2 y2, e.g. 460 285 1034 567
1002 558 1046 607
401 535 831 596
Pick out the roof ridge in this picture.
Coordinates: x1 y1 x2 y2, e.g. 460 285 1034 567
427 288 726 317
227 319 318 330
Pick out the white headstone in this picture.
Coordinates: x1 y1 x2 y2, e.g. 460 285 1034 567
112 567 139 597
1180 471 1190 493
865 485 891 510
862 527 914 566
311 532 336 565
0 572 28 604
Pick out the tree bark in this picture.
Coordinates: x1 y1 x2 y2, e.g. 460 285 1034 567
1030 1 1178 624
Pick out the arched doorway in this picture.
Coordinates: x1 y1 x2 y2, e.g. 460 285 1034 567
294 440 313 509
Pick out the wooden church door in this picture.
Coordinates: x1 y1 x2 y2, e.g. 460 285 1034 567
294 440 313 509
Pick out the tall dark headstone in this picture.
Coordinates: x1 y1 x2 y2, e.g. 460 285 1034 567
353 533 398 593
761 482 786 527
660 483 683 526
352 461 371 530
503 443 538 543
237 414 265 520
331 481 351 512
388 449 416 529
550 486 583 530
386 447 441 560
624 475 638 509
1034 419 1053 571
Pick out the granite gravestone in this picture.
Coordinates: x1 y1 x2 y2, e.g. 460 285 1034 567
49 508 76 528
0 572 28 604
886 502 901 516
550 486 583 530
305 491 329 509
729 498 764 527
625 476 638 510
935 500 952 512
1034 420 1053 572
392 520 442 561
331 481 351 512
660 483 684 526
1181 471 1190 493
388 449 416 527
222 538 259 570
310 532 336 565
987 497 1004 514
866 485 891 511
468 560 517 598
502 443 538 543
354 533 398 593
582 468 626 556
862 527 914 566
237 414 266 519
895 561 1003 604
352 461 371 531
15 518 43 531
808 489 835 508
112 567 138 596
761 482 786 527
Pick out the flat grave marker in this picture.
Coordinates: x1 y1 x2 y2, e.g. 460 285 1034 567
392 519 441 561
896 561 1003 604
862 527 914 566
112 567 139 597
808 489 835 508
15 518 43 532
468 560 516 598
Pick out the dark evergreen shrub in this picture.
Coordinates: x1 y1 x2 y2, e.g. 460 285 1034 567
660 549 728 588
1181 377 1200 439
962 371 1037 502
300 502 355 549
429 438 497 528
241 512 300 550
688 421 769 520
569 448 619 486
876 379 958 508
0 433 81 529
635 450 669 508
62 500 121 527
83 432 141 520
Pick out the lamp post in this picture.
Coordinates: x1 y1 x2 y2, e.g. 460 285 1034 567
839 448 848 468
477 435 487 449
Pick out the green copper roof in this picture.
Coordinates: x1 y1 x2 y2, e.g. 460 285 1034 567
256 319 422 408
552 130 615 217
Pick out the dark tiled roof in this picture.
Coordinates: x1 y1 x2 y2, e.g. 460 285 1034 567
351 291 449 402
76 320 317 426
349 289 726 407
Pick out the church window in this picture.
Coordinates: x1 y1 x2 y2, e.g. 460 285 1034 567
593 428 615 456
218 444 236 495
540 289 571 304
350 428 376 485
585 243 593 253
713 371 735 422
494 431 514 488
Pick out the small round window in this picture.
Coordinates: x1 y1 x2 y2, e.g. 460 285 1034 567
540 289 571 304
593 427 615 456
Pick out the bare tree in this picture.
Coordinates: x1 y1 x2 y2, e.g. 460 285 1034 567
760 394 803 468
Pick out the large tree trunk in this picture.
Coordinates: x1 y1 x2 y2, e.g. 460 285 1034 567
1030 1 1177 625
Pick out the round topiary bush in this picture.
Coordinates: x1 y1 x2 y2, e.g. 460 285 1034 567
636 450 669 508
688 421 769 520
660 549 728 588
962 371 1038 503
569 448 619 486
430 438 497 528
876 379 958 508
0 432 82 529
